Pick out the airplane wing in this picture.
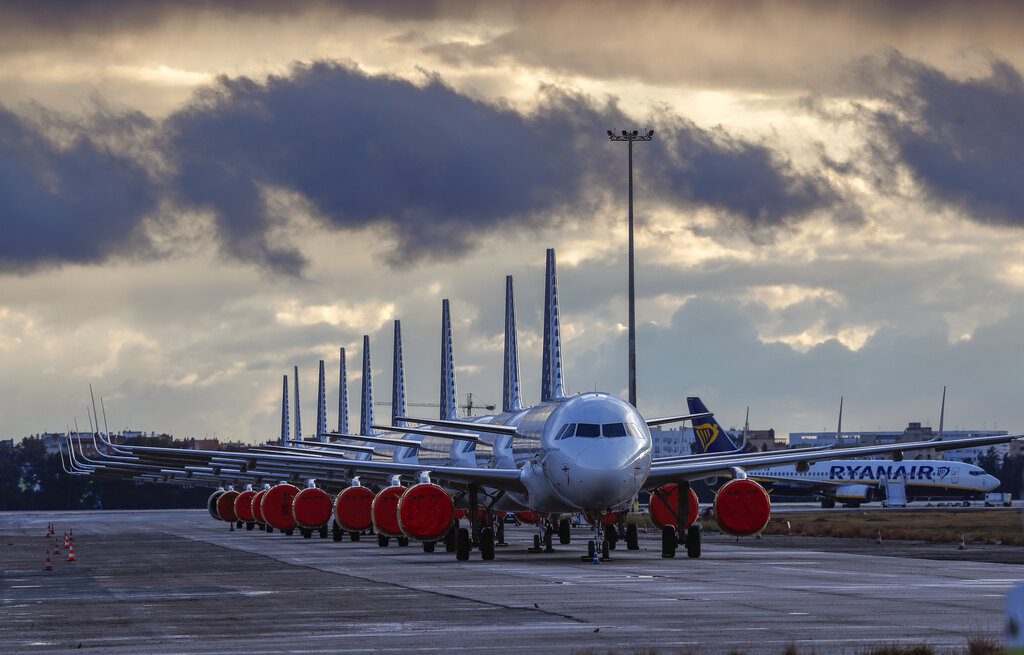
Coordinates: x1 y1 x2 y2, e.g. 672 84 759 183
645 432 1022 488
393 416 517 436
645 411 712 428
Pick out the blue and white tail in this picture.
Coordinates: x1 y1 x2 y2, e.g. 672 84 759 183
359 335 375 437
686 397 740 454
280 374 291 444
316 359 328 442
337 347 349 434
503 275 523 413
392 319 407 427
541 248 566 402
440 299 459 421
293 365 302 440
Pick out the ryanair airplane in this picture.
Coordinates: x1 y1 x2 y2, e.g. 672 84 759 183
682 398 1001 508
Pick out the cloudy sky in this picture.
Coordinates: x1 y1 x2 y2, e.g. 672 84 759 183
3 0 1024 442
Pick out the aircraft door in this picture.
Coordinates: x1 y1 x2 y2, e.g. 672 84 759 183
951 466 959 484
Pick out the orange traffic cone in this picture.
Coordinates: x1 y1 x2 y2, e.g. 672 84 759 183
44 549 53 571
875 530 882 545
63 533 69 549
67 544 76 562
958 534 967 550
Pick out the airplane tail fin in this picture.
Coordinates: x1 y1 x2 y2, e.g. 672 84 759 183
293 365 302 440
541 248 566 401
686 397 739 454
359 335 376 437
338 348 349 434
440 299 459 421
316 360 328 441
503 275 523 412
281 374 291 444
392 319 407 427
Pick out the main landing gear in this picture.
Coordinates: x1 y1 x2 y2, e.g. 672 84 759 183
661 524 701 559
452 484 499 562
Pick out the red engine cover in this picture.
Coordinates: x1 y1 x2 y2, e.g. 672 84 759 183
261 484 299 531
714 479 771 536
216 490 240 522
397 483 455 541
649 484 699 530
292 487 333 529
334 486 374 532
234 490 257 522
517 511 540 524
251 491 266 523
371 486 405 537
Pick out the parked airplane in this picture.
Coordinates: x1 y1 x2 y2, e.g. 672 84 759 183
676 397 1002 507
64 248 1024 564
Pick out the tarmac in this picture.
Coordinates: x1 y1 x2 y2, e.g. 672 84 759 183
1 509 1020 654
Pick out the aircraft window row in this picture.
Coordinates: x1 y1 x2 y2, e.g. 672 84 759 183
554 423 638 439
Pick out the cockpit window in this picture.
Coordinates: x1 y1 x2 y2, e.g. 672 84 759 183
602 423 627 438
575 423 601 438
625 423 645 438
555 423 576 440
969 470 984 476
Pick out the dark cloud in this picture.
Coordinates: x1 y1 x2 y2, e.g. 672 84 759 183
164 62 838 273
858 53 1024 228
1 62 838 274
0 106 158 272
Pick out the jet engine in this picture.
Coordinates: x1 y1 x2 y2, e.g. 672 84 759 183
834 484 872 501
234 489 257 524
396 483 455 542
261 483 300 531
334 486 374 532
649 483 699 530
713 479 771 536
207 489 225 520
215 489 240 523
251 490 267 524
292 487 333 530
371 486 406 538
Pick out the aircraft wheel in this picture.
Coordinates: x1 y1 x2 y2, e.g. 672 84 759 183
423 540 436 553
480 527 495 561
532 534 541 551
265 525 274 533
285 528 294 536
301 528 312 539
625 523 639 550
543 526 554 552
377 534 390 548
686 525 701 559
332 521 343 542
398 536 409 547
445 525 457 552
319 524 328 539
821 499 836 509
456 528 471 561
559 518 571 545
350 531 360 542
661 525 676 558
601 539 611 560
586 539 596 560
236 520 243 529
604 524 618 550
245 522 254 531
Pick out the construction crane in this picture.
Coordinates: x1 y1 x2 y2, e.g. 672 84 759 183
374 393 496 417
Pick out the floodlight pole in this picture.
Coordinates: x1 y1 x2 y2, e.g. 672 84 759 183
608 129 654 408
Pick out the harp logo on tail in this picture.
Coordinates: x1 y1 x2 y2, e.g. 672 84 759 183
695 423 719 452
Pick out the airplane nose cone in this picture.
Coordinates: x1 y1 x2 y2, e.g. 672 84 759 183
551 441 649 510
984 475 1000 492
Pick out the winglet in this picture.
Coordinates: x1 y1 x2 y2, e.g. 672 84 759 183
316 359 328 442
392 319 407 427
440 299 459 421
293 365 302 440
360 335 376 436
503 275 523 412
338 347 349 434
281 374 291 444
541 248 566 401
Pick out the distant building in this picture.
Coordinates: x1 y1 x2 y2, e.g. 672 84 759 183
744 428 786 452
789 422 1010 461
650 426 692 458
